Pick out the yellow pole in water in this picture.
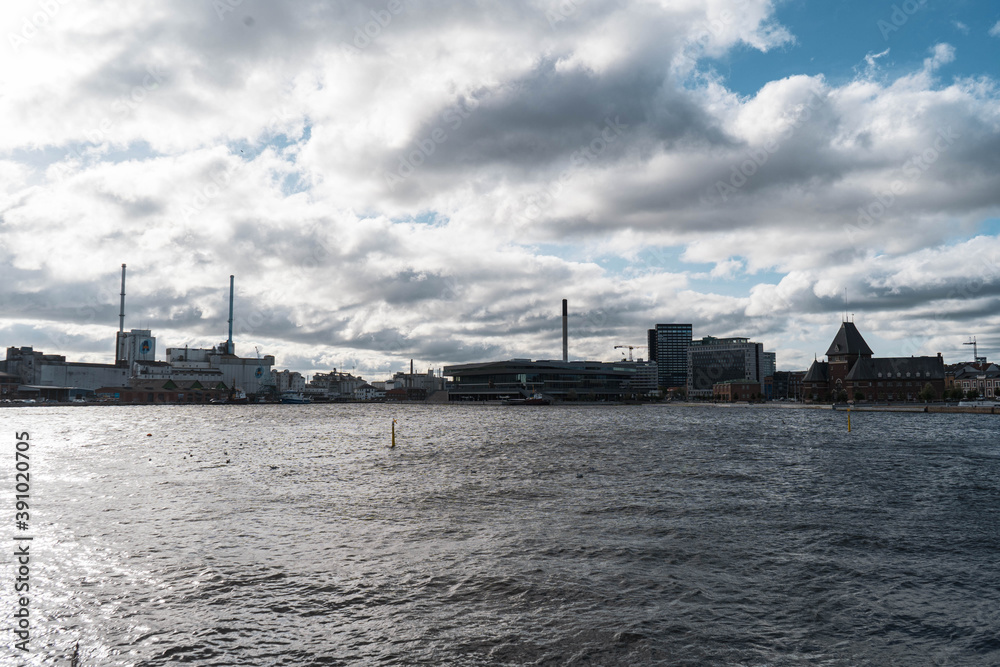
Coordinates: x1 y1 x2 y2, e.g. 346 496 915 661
391 419 396 448
847 408 851 432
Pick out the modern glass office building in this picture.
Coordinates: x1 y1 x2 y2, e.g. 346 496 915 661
687 336 765 398
443 359 639 401
649 323 692 390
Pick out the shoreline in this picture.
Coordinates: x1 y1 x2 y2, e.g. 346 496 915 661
3 400 998 414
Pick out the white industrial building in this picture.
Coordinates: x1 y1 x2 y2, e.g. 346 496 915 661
1 269 279 400
166 344 276 396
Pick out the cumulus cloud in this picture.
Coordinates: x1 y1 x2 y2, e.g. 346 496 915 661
1 0 999 378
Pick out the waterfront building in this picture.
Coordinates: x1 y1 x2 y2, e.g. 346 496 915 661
713 380 762 402
952 363 1000 398
307 370 367 399
116 329 156 368
649 323 692 390
166 344 275 396
763 352 776 380
95 379 229 404
272 369 305 394
802 321 945 402
353 383 380 400
687 336 765 398
392 368 446 394
443 359 638 401
0 371 20 400
770 370 806 401
615 359 658 396
1 346 129 398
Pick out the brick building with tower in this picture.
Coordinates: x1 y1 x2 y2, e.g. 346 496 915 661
803 321 946 402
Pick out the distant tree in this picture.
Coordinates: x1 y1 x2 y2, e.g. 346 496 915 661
854 391 865 402
566 389 578 402
835 389 849 403
919 383 936 402
966 388 980 400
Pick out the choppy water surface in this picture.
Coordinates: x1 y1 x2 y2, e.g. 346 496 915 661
3 404 999 665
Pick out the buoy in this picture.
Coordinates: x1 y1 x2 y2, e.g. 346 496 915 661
391 419 397 449
147 433 152 437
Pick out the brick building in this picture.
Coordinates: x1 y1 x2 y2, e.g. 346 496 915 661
803 321 945 402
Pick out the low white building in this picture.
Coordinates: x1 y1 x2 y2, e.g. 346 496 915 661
354 383 381 400
308 369 366 398
391 369 445 393
272 369 305 393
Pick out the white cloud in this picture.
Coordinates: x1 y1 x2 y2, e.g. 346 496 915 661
1 1 999 378
923 43 956 72
990 21 1000 37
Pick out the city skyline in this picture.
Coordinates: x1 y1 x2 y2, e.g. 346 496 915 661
2 1 999 380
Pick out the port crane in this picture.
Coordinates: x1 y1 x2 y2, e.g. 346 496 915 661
614 345 647 362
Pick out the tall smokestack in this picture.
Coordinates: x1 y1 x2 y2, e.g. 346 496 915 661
116 264 127 365
119 264 127 333
227 275 235 355
562 299 568 362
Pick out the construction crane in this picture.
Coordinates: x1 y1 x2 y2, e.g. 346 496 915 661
964 337 986 364
614 345 647 362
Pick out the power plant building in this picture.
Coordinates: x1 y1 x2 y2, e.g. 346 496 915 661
165 345 275 396
1 268 277 400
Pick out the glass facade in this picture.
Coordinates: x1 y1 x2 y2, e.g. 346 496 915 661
687 337 764 397
653 324 692 390
444 360 637 400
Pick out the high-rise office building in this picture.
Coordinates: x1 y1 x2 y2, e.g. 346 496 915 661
651 323 692 390
763 351 776 379
687 336 765 398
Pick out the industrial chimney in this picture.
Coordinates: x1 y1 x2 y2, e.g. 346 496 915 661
227 275 235 355
115 264 127 365
562 299 568 362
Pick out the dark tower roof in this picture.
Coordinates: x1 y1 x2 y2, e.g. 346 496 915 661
802 360 829 383
826 321 874 357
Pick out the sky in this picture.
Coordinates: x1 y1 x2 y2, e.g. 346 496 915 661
1 0 999 380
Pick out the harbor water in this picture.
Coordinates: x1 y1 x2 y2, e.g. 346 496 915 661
3 404 999 665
